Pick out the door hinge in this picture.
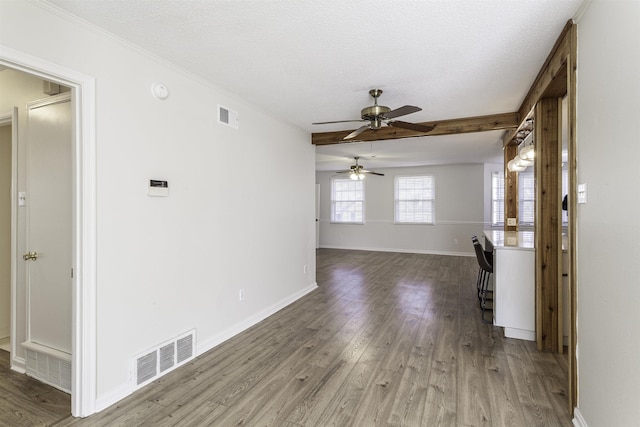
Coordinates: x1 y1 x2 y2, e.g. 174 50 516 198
71 268 74 279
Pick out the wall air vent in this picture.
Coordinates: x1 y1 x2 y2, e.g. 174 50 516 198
158 343 175 373
176 334 193 363
132 330 196 389
136 351 157 385
218 105 239 129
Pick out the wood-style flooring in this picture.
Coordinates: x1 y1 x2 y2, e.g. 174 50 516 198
7 249 572 426
0 349 71 426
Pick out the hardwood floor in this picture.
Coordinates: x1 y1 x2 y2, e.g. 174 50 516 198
39 249 572 425
0 349 71 426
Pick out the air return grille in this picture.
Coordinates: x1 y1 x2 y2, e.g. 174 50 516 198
218 105 239 129
25 347 72 393
133 330 195 388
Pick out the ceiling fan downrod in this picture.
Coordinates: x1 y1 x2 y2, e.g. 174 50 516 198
361 89 391 124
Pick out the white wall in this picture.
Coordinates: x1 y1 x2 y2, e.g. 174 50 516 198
575 1 640 425
317 163 496 256
1 0 316 411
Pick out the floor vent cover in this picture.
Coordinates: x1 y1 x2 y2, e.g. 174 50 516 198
132 330 196 388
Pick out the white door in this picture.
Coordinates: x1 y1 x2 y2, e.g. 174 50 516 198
25 94 72 354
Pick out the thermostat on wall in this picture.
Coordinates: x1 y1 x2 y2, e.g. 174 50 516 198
148 180 169 197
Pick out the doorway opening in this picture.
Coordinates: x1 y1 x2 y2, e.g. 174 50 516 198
0 50 97 418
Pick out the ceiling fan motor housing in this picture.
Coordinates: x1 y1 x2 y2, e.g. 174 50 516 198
361 106 390 129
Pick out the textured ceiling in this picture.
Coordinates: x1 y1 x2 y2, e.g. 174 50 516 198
43 0 584 170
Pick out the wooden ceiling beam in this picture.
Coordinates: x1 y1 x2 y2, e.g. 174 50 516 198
502 20 574 147
312 112 520 146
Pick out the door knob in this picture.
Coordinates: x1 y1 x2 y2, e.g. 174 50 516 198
23 251 39 261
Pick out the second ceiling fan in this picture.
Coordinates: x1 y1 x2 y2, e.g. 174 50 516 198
337 157 383 180
313 89 435 140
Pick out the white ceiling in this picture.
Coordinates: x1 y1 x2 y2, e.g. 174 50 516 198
44 0 584 171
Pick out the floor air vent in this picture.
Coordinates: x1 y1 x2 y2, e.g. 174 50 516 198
133 330 195 388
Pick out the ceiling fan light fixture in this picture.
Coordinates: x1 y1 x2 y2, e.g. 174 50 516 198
312 89 428 140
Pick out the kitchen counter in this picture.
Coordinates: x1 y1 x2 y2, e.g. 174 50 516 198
484 230 535 340
483 230 568 342
484 230 534 251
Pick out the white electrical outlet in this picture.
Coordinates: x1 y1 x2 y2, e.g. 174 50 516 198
453 239 458 245
303 265 307 274
507 218 517 226
239 289 245 301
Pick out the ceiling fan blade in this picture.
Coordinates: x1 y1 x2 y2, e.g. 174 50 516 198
383 105 422 119
361 170 385 176
312 119 366 125
388 120 435 133
335 170 352 173
344 124 370 140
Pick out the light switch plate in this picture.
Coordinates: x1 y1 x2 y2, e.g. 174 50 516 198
577 183 587 204
507 218 517 226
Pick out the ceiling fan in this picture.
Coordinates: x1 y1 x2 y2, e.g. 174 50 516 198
313 89 435 140
337 157 384 180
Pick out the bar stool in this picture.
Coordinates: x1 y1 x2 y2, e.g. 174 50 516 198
472 238 494 324
471 236 493 302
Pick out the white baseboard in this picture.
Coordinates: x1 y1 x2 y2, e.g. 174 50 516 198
573 408 589 427
94 382 132 413
11 355 26 374
94 282 318 414
319 244 474 258
196 282 318 355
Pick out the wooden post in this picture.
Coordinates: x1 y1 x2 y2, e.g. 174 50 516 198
535 97 563 352
504 144 518 232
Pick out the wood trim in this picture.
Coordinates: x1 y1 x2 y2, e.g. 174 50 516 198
312 112 519 145
534 97 563 352
566 23 578 415
504 144 518 232
502 20 574 147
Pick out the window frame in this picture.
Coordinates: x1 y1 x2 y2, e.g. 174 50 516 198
491 171 505 226
518 170 535 226
330 177 365 224
394 174 436 225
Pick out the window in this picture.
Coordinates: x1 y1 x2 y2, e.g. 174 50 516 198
519 171 535 225
491 171 504 226
394 175 435 224
492 169 535 226
331 178 364 223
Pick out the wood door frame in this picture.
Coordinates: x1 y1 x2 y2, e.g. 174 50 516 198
501 21 578 414
0 47 97 418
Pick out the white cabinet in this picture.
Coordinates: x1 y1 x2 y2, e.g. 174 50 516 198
483 230 568 342
484 231 536 341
